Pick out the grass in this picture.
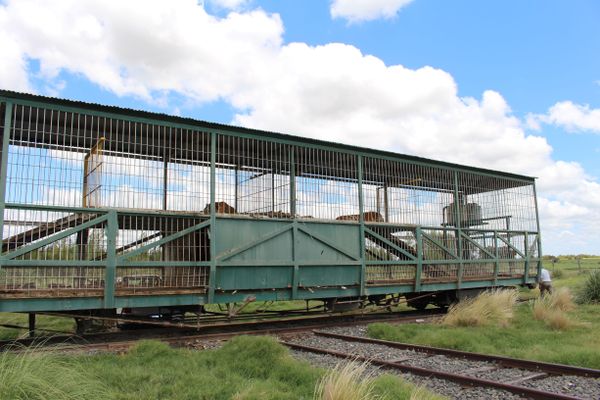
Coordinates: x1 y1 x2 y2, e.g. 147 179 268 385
315 361 376 400
441 289 518 327
532 288 576 330
0 336 442 400
0 313 75 340
577 270 600 304
0 344 111 400
368 259 600 369
368 303 600 368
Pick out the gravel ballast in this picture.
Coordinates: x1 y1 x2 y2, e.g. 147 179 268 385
284 327 600 400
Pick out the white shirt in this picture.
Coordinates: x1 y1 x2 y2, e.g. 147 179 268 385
540 269 551 283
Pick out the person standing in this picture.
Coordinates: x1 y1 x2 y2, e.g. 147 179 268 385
539 268 553 297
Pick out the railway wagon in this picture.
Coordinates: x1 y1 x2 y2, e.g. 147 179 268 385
0 90 541 322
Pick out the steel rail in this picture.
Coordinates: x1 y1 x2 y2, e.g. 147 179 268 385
314 330 600 378
281 340 584 400
0 310 441 352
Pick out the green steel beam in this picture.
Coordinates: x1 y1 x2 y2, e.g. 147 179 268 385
523 232 530 285
292 223 299 299
363 227 417 261
0 101 13 260
532 181 543 277
296 225 360 261
104 210 118 308
117 261 211 267
216 223 293 261
453 171 464 288
290 149 296 217
2 213 109 260
208 131 217 303
365 260 417 265
357 154 366 296
415 226 423 291
422 232 459 258
496 234 525 258
4 202 207 219
0 260 104 267
493 231 500 285
217 260 362 267
118 219 210 261
460 232 496 259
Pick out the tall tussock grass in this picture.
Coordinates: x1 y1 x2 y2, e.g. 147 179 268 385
0 344 110 400
577 270 600 304
315 361 376 400
441 289 518 327
314 361 438 400
532 288 575 330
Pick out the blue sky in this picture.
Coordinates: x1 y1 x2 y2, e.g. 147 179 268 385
52 0 600 173
1 0 599 254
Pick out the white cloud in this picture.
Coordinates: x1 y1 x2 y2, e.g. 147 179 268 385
207 0 250 10
330 0 414 23
1 0 599 254
527 101 600 133
0 6 32 92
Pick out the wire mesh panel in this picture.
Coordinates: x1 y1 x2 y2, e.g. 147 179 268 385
366 264 416 284
4 104 211 211
455 171 537 232
0 266 105 297
215 135 292 217
295 147 359 220
363 157 455 226
1 208 107 297
462 262 495 280
116 214 209 293
2 209 107 261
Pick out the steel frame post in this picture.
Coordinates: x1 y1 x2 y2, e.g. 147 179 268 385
415 226 423 291
0 101 13 250
208 131 217 303
290 149 299 299
453 171 464 288
104 210 118 309
532 181 542 280
357 155 366 296
493 231 500 285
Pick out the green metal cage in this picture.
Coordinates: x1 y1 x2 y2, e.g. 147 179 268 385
0 90 541 312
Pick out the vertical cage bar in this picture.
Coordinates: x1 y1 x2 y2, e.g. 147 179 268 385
357 154 366 296
104 210 117 308
208 131 217 303
0 101 13 243
532 181 542 280
289 148 296 217
415 226 422 291
453 171 464 288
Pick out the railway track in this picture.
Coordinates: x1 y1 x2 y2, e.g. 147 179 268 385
281 330 600 400
0 308 443 353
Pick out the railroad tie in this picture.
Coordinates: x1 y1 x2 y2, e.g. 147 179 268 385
505 372 548 385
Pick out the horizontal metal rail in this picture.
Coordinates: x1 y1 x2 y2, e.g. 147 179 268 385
314 331 600 378
281 340 584 400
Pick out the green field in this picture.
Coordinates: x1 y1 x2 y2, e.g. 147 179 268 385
369 257 600 369
1 336 438 400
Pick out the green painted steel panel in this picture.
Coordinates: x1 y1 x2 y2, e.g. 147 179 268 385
216 266 292 290
296 224 360 262
215 219 293 261
299 265 360 287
